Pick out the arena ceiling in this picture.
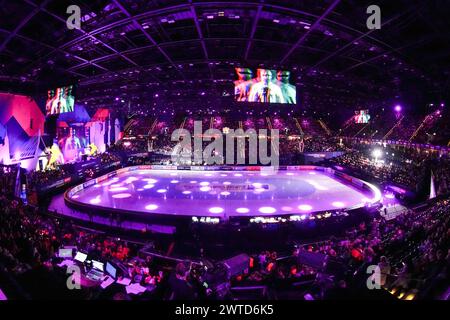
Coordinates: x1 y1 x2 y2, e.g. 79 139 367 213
0 0 449 115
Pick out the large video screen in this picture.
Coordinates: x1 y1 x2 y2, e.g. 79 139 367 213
234 68 296 104
45 85 75 116
57 126 87 163
354 110 370 124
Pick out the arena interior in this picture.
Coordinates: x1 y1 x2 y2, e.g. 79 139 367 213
0 0 449 302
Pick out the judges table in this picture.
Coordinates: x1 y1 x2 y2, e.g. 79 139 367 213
58 258 156 295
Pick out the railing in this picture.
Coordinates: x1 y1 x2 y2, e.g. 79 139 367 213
383 115 404 140
318 119 331 136
294 118 304 135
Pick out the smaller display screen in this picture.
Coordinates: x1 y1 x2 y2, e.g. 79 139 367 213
106 262 117 279
46 85 75 115
354 110 370 123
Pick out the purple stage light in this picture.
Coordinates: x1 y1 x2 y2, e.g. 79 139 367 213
223 181 231 185
199 181 210 186
156 189 167 193
220 191 230 196
143 184 155 189
109 187 128 192
89 197 101 204
298 204 313 211
182 191 192 195
236 207 249 213
394 105 402 112
145 204 158 210
332 201 345 208
200 186 211 192
259 207 276 214
112 193 132 199
209 207 224 214
281 206 293 212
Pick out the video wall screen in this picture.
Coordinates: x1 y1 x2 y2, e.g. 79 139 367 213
57 126 87 163
46 85 75 116
234 68 296 104
354 110 370 123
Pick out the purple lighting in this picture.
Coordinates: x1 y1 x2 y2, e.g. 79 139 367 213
112 193 132 199
209 207 224 214
143 178 157 184
259 207 276 214
298 204 313 211
145 204 158 210
332 201 345 208
395 105 402 112
89 197 101 204
68 169 379 218
109 187 129 192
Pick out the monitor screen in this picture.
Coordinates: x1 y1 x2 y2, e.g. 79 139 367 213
58 248 73 258
57 125 88 163
74 251 87 263
105 262 117 279
46 85 76 116
92 260 104 272
234 68 296 104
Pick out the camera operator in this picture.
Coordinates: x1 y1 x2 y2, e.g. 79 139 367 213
167 262 198 300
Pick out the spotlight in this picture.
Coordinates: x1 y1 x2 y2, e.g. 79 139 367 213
372 149 382 159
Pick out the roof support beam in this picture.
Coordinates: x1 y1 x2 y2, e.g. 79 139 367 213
307 6 419 72
280 0 340 64
189 0 213 80
112 0 186 80
0 0 51 53
244 4 262 61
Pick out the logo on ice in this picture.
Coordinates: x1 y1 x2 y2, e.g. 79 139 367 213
171 121 279 166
